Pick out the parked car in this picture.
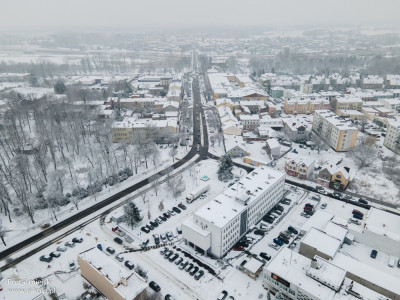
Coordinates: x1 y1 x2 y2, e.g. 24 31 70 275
194 270 204 280
169 253 179 262
288 226 298 235
159 215 167 221
172 207 181 214
124 235 134 244
217 290 228 300
358 198 369 205
65 241 75 248
114 237 123 244
125 260 135 270
49 251 61 258
278 235 289 244
160 233 167 243
352 210 364 217
115 254 124 262
165 294 176 300
163 212 171 219
168 210 176 216
40 255 53 263
233 245 244 251
106 247 115 254
147 223 155 230
155 217 163 225
149 281 161 292
189 266 199 276
344 194 352 201
57 245 67 252
320 203 327 209
69 260 76 271
160 247 169 255
174 257 183 265
260 252 271 261
179 260 188 270
348 218 361 225
72 237 83 243
370 250 378 259
353 214 363 220
185 263 194 272
176 226 182 234
141 226 150 233
301 212 310 218
269 243 280 250
178 203 187 210
273 238 284 246
150 221 159 228
153 234 160 245
166 231 174 241
141 239 150 248
164 250 173 259
254 230 265 236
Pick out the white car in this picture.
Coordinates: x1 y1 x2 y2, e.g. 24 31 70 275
269 243 280 250
69 260 76 271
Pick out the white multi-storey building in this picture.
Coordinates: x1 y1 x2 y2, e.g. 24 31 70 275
182 167 285 258
312 110 358 152
384 119 400 154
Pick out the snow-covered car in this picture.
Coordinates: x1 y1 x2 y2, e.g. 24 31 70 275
194 270 204 280
125 260 135 270
166 232 174 241
106 247 115 254
124 235 134 244
72 237 83 243
160 234 167 243
49 251 61 258
56 246 67 252
65 241 75 248
176 226 182 234
69 260 76 271
39 255 53 263
268 243 280 250
115 254 124 262
168 210 176 216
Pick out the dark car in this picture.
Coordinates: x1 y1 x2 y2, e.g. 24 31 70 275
352 210 364 217
370 249 378 259
147 223 155 230
160 247 169 255
40 255 53 263
172 207 181 214
153 234 160 245
141 226 150 233
114 237 123 244
333 192 343 199
358 198 368 205
273 238 284 246
254 230 265 236
49 251 61 258
165 295 176 300
72 237 83 243
178 203 187 210
260 252 271 261
194 270 205 280
288 226 298 235
217 290 228 300
125 260 135 270
185 263 194 272
164 250 174 259
159 215 167 221
169 253 179 262
163 212 171 219
106 247 115 254
263 216 274 224
189 266 199 276
278 235 289 244
149 281 161 292
65 241 75 248
353 214 363 220
150 221 159 228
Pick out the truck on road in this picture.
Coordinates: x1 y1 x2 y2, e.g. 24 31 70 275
186 184 210 203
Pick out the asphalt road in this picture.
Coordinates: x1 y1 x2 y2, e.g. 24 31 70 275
0 76 209 271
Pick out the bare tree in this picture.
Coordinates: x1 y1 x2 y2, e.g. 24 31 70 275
310 133 326 154
141 192 147 204
166 173 186 198
151 175 161 196
347 137 378 170
169 147 178 162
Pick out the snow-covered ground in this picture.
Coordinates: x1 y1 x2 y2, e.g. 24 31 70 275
0 145 190 250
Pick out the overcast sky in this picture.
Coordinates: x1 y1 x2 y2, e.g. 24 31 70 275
1 0 400 31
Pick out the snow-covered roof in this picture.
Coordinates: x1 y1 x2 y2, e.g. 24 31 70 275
323 221 348 244
112 117 177 129
240 114 259 121
301 228 341 258
314 110 358 131
301 210 334 233
224 135 246 152
194 167 285 228
332 252 400 296
266 248 337 299
281 115 313 131
334 166 350 180
337 109 365 116
266 138 280 149
335 96 363 104
364 207 400 242
243 257 263 274
285 153 315 168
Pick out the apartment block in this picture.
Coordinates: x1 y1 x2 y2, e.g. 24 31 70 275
182 167 285 258
383 119 400 154
312 110 358 152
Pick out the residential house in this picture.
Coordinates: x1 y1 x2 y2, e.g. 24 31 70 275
282 116 313 142
330 166 351 191
383 119 400 154
284 153 315 180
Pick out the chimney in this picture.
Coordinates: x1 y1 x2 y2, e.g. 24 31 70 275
310 258 319 269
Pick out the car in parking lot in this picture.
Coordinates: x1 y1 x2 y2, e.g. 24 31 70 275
288 226 298 234
260 252 271 261
72 237 83 243
150 221 159 228
160 233 167 243
106 247 115 254
115 254 124 262
49 251 61 258
194 270 204 280
358 198 368 205
65 241 75 248
168 210 176 216
189 266 199 276
185 263 194 272
344 194 352 201
179 260 188 270
141 226 150 233
69 260 76 270
147 223 154 230
165 294 176 300
217 290 228 300
153 234 160 245
160 247 169 255
273 238 284 246
57 245 67 252
124 235 134 244
114 237 123 244
370 249 378 259
321 203 327 209
141 238 150 248
254 229 265 236
163 212 171 219
40 255 53 263
172 207 181 214
178 203 187 210
166 231 174 241
176 226 182 234
149 281 161 292
164 250 173 259
169 253 179 262
173 256 183 265
125 260 135 270
301 212 310 218
159 215 167 221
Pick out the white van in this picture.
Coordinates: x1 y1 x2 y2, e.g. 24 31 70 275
388 256 395 268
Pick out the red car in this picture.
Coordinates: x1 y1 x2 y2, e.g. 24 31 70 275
233 245 244 251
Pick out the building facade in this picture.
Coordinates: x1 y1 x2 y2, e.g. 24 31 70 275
383 119 400 154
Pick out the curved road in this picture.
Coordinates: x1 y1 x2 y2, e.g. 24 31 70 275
0 76 208 271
